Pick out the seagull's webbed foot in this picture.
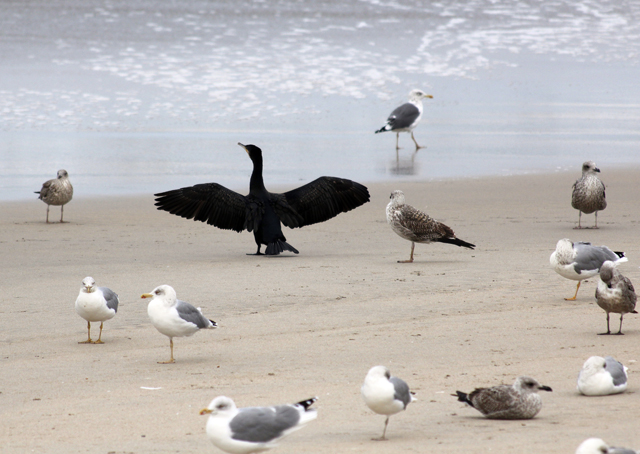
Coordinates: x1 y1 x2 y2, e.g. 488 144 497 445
397 259 414 263
371 437 388 442
78 339 93 344
92 339 105 344
597 331 612 335
158 359 175 364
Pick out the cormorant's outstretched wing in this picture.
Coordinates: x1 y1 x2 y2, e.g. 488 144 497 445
154 183 262 232
278 177 370 228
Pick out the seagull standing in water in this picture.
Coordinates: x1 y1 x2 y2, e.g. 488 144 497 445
595 261 637 335
200 395 317 454
361 365 415 441
35 169 73 223
550 238 627 301
386 190 475 263
141 285 216 363
75 277 119 344
375 89 433 150
571 161 607 229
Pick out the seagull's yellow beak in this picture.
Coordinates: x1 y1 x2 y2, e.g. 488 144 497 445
425 94 433 99
200 408 212 415
141 293 154 299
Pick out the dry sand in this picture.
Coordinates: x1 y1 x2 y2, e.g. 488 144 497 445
1 169 639 453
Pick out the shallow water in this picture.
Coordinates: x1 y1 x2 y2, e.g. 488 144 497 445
1 0 639 199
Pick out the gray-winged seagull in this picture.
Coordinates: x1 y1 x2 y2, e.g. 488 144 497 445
200 395 317 454
375 89 433 150
361 365 415 441
141 285 216 363
550 238 627 301
75 276 119 344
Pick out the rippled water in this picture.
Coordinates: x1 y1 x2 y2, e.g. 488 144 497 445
1 0 639 199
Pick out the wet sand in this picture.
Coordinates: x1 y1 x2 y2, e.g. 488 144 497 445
1 169 639 453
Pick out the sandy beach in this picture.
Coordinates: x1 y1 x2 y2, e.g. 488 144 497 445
1 169 639 453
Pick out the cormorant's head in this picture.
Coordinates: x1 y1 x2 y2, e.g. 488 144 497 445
238 143 262 161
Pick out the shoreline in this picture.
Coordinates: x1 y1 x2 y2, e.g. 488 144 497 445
1 169 639 453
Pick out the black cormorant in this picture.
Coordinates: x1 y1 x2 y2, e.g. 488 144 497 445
154 143 370 255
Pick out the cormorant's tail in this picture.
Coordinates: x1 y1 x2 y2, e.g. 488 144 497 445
437 237 476 249
454 391 474 408
265 239 299 255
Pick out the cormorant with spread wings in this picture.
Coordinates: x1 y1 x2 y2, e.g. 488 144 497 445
154 143 370 256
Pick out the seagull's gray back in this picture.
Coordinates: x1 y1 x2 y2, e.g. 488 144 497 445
100 287 119 312
175 300 211 328
390 376 412 408
387 103 420 130
573 242 619 274
609 448 638 454
230 405 300 443
605 356 628 387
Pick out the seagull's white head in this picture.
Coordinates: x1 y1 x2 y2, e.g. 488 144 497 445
581 161 601 175
409 89 433 102
365 365 391 383
389 190 405 205
553 238 575 261
81 276 97 293
141 285 177 306
580 356 606 376
513 376 552 394
575 438 609 454
200 396 238 417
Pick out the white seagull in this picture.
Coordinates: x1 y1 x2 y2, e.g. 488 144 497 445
454 376 552 420
550 238 627 301
577 356 628 396
200 395 317 454
375 89 433 150
141 285 216 363
35 169 74 223
572 161 607 229
75 276 119 344
361 365 415 441
576 438 638 454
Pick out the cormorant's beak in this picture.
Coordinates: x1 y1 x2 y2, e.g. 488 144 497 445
141 293 154 299
539 385 553 392
200 408 212 415
238 142 248 155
